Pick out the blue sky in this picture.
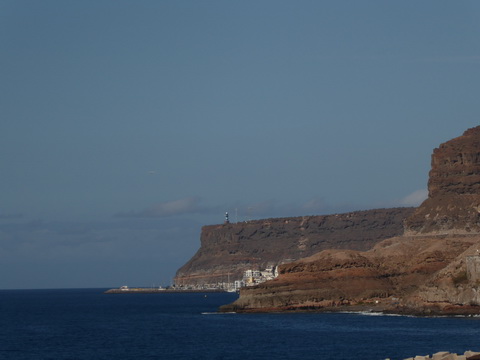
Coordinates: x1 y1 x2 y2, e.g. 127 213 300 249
1 1 480 289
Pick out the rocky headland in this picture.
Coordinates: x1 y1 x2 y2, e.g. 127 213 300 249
175 207 414 286
220 126 480 315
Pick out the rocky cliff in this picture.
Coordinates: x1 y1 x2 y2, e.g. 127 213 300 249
175 208 414 286
221 126 480 315
405 127 480 235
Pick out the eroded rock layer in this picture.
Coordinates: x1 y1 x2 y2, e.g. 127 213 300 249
175 207 414 286
221 234 480 314
405 126 480 234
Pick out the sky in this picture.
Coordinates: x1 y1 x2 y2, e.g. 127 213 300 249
1 1 480 289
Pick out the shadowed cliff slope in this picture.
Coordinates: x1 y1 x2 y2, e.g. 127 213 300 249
175 208 414 286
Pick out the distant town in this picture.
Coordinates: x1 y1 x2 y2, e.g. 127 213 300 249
173 265 279 292
105 265 279 294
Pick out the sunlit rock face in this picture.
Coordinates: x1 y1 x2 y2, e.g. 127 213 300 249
220 235 480 314
405 126 480 235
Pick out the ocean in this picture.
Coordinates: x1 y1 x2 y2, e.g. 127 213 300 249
0 289 478 360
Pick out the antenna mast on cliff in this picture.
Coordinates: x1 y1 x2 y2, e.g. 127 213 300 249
247 207 252 222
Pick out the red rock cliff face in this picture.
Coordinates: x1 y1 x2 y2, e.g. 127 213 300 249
222 235 480 314
175 208 414 286
405 126 480 234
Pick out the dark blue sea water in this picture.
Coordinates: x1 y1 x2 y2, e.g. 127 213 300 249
0 289 479 360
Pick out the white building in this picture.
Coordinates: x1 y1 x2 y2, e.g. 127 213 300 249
242 266 278 286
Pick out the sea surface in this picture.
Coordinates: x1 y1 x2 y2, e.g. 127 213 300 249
0 289 479 360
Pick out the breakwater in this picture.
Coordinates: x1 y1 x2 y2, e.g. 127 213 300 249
104 287 227 294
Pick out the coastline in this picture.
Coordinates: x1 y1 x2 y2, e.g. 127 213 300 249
218 303 480 317
104 288 229 294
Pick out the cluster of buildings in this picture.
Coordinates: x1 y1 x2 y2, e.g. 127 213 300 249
173 265 279 292
233 265 279 290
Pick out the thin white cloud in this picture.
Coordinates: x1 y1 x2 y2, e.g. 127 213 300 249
116 197 203 218
418 55 480 64
301 198 326 213
0 213 23 220
224 198 358 221
399 189 428 207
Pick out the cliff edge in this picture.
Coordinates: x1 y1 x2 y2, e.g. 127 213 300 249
405 126 480 235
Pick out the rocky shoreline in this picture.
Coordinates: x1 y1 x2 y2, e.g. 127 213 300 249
393 350 480 360
219 302 480 317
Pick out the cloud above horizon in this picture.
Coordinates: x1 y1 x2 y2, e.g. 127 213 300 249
419 55 480 64
399 189 428 207
0 217 202 288
0 213 23 220
114 190 427 223
115 197 207 218
223 198 360 221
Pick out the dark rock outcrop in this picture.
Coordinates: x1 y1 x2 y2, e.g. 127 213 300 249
175 208 414 286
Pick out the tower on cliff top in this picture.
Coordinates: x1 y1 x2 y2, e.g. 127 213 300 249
224 212 230 224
